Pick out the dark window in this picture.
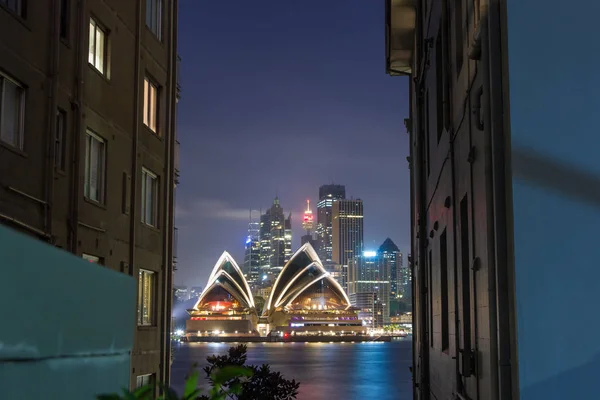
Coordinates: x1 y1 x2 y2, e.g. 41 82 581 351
146 0 162 40
454 0 464 74
55 109 66 170
428 249 433 348
460 195 471 355
59 0 69 39
440 229 449 352
436 30 444 143
1 0 26 17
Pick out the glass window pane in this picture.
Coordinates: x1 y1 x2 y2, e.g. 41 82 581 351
146 175 153 224
84 135 90 197
89 137 98 201
143 79 149 126
137 271 144 324
141 171 147 222
149 83 156 132
1 79 20 148
88 21 95 65
95 27 105 73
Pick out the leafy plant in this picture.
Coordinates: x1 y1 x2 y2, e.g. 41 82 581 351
97 345 299 400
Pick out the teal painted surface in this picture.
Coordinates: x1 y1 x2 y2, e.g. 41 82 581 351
0 225 136 399
506 1 600 399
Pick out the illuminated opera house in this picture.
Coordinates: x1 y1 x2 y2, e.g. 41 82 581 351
186 252 259 336
263 243 366 336
186 244 365 338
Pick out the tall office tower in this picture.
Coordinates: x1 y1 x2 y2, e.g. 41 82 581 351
378 238 403 299
316 184 346 263
332 199 364 290
284 212 292 264
302 199 314 234
0 0 179 388
259 197 290 272
348 251 390 323
243 220 261 286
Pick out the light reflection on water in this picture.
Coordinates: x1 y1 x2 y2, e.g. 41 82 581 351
171 340 413 400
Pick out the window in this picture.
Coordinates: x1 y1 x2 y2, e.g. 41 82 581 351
440 229 449 352
454 0 464 74
60 0 69 39
141 168 158 226
146 0 162 40
143 77 158 133
88 17 107 75
136 373 155 395
138 269 155 325
55 109 66 170
0 0 25 17
460 195 472 358
0 73 25 150
84 130 106 203
82 254 103 264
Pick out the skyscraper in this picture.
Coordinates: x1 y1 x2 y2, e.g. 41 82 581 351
259 197 292 273
348 251 390 324
243 220 261 287
378 238 403 299
0 0 178 388
316 184 346 262
332 199 364 291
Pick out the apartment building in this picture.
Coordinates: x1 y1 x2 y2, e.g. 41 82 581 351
0 0 179 389
387 0 600 399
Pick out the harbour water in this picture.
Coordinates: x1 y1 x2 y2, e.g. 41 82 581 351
171 339 413 400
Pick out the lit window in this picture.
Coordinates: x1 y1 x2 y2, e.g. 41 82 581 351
145 0 162 40
138 269 155 325
1 0 24 16
55 109 66 170
143 77 158 133
88 17 107 75
0 73 25 150
84 130 106 203
141 168 158 226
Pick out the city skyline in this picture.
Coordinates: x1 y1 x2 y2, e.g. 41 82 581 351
174 0 410 287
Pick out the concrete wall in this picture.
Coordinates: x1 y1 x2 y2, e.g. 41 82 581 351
0 225 136 399
506 1 600 399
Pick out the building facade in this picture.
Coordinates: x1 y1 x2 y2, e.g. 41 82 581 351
315 184 345 263
379 238 404 299
243 220 261 286
348 252 391 323
0 0 179 388
331 199 364 290
259 197 292 273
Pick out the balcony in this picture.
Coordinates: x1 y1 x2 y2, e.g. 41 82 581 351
385 0 416 76
0 224 135 399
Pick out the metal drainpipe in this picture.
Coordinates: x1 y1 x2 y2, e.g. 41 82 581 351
479 2 501 398
70 0 86 253
486 0 515 398
414 0 429 397
44 0 61 242
129 0 142 386
160 0 179 387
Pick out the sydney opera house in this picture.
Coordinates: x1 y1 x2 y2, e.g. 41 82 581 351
186 243 366 338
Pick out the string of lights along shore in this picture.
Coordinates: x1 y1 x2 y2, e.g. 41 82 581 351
241 184 412 325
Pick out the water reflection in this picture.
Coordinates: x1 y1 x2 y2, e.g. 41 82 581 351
171 340 412 400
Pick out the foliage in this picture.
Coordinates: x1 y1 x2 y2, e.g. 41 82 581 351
253 296 265 313
97 345 298 400
200 345 300 400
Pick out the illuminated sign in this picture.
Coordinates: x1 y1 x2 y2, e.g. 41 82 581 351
363 251 377 258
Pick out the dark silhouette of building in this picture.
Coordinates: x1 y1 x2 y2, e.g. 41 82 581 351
0 0 179 388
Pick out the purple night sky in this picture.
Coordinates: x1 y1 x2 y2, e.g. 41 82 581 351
174 0 410 287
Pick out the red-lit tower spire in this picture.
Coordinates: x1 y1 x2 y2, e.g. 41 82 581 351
302 199 314 234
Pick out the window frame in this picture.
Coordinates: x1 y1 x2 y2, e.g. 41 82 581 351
0 0 26 18
143 76 159 134
145 0 163 41
55 108 67 171
141 167 159 227
88 17 108 76
0 72 26 151
137 269 156 326
84 129 107 204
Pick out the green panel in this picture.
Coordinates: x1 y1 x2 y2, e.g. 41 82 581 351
0 225 136 398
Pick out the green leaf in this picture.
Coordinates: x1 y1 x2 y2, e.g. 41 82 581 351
183 370 200 398
132 386 154 399
211 365 253 385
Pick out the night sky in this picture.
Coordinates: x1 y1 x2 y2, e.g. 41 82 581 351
175 0 410 287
